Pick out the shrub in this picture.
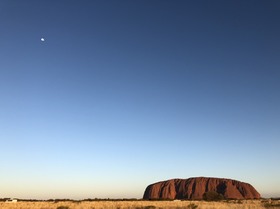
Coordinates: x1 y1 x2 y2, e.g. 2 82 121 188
237 199 242 204
264 202 280 208
187 203 198 209
203 191 224 201
143 206 156 209
57 206 70 209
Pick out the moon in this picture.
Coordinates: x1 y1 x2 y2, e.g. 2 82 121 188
41 38 45 42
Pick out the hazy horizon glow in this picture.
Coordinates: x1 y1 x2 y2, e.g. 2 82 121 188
0 0 279 199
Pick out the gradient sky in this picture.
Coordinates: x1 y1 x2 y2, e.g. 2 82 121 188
0 0 279 199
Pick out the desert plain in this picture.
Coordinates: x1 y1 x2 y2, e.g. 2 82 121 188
1 199 280 209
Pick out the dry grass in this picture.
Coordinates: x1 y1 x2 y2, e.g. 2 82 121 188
1 200 280 209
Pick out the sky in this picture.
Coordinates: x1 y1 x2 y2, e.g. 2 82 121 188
0 0 279 199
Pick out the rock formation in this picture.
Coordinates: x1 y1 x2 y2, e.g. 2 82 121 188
143 177 261 200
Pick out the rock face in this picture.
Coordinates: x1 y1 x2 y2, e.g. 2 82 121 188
143 177 261 200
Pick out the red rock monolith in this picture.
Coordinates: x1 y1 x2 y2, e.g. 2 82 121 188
143 177 261 200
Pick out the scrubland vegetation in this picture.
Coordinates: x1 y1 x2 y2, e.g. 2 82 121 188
1 199 280 209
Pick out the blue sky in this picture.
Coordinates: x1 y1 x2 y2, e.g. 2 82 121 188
0 0 279 199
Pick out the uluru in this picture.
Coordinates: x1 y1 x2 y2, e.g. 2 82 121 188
143 177 261 200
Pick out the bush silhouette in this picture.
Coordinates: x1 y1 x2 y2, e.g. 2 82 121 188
203 191 224 201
